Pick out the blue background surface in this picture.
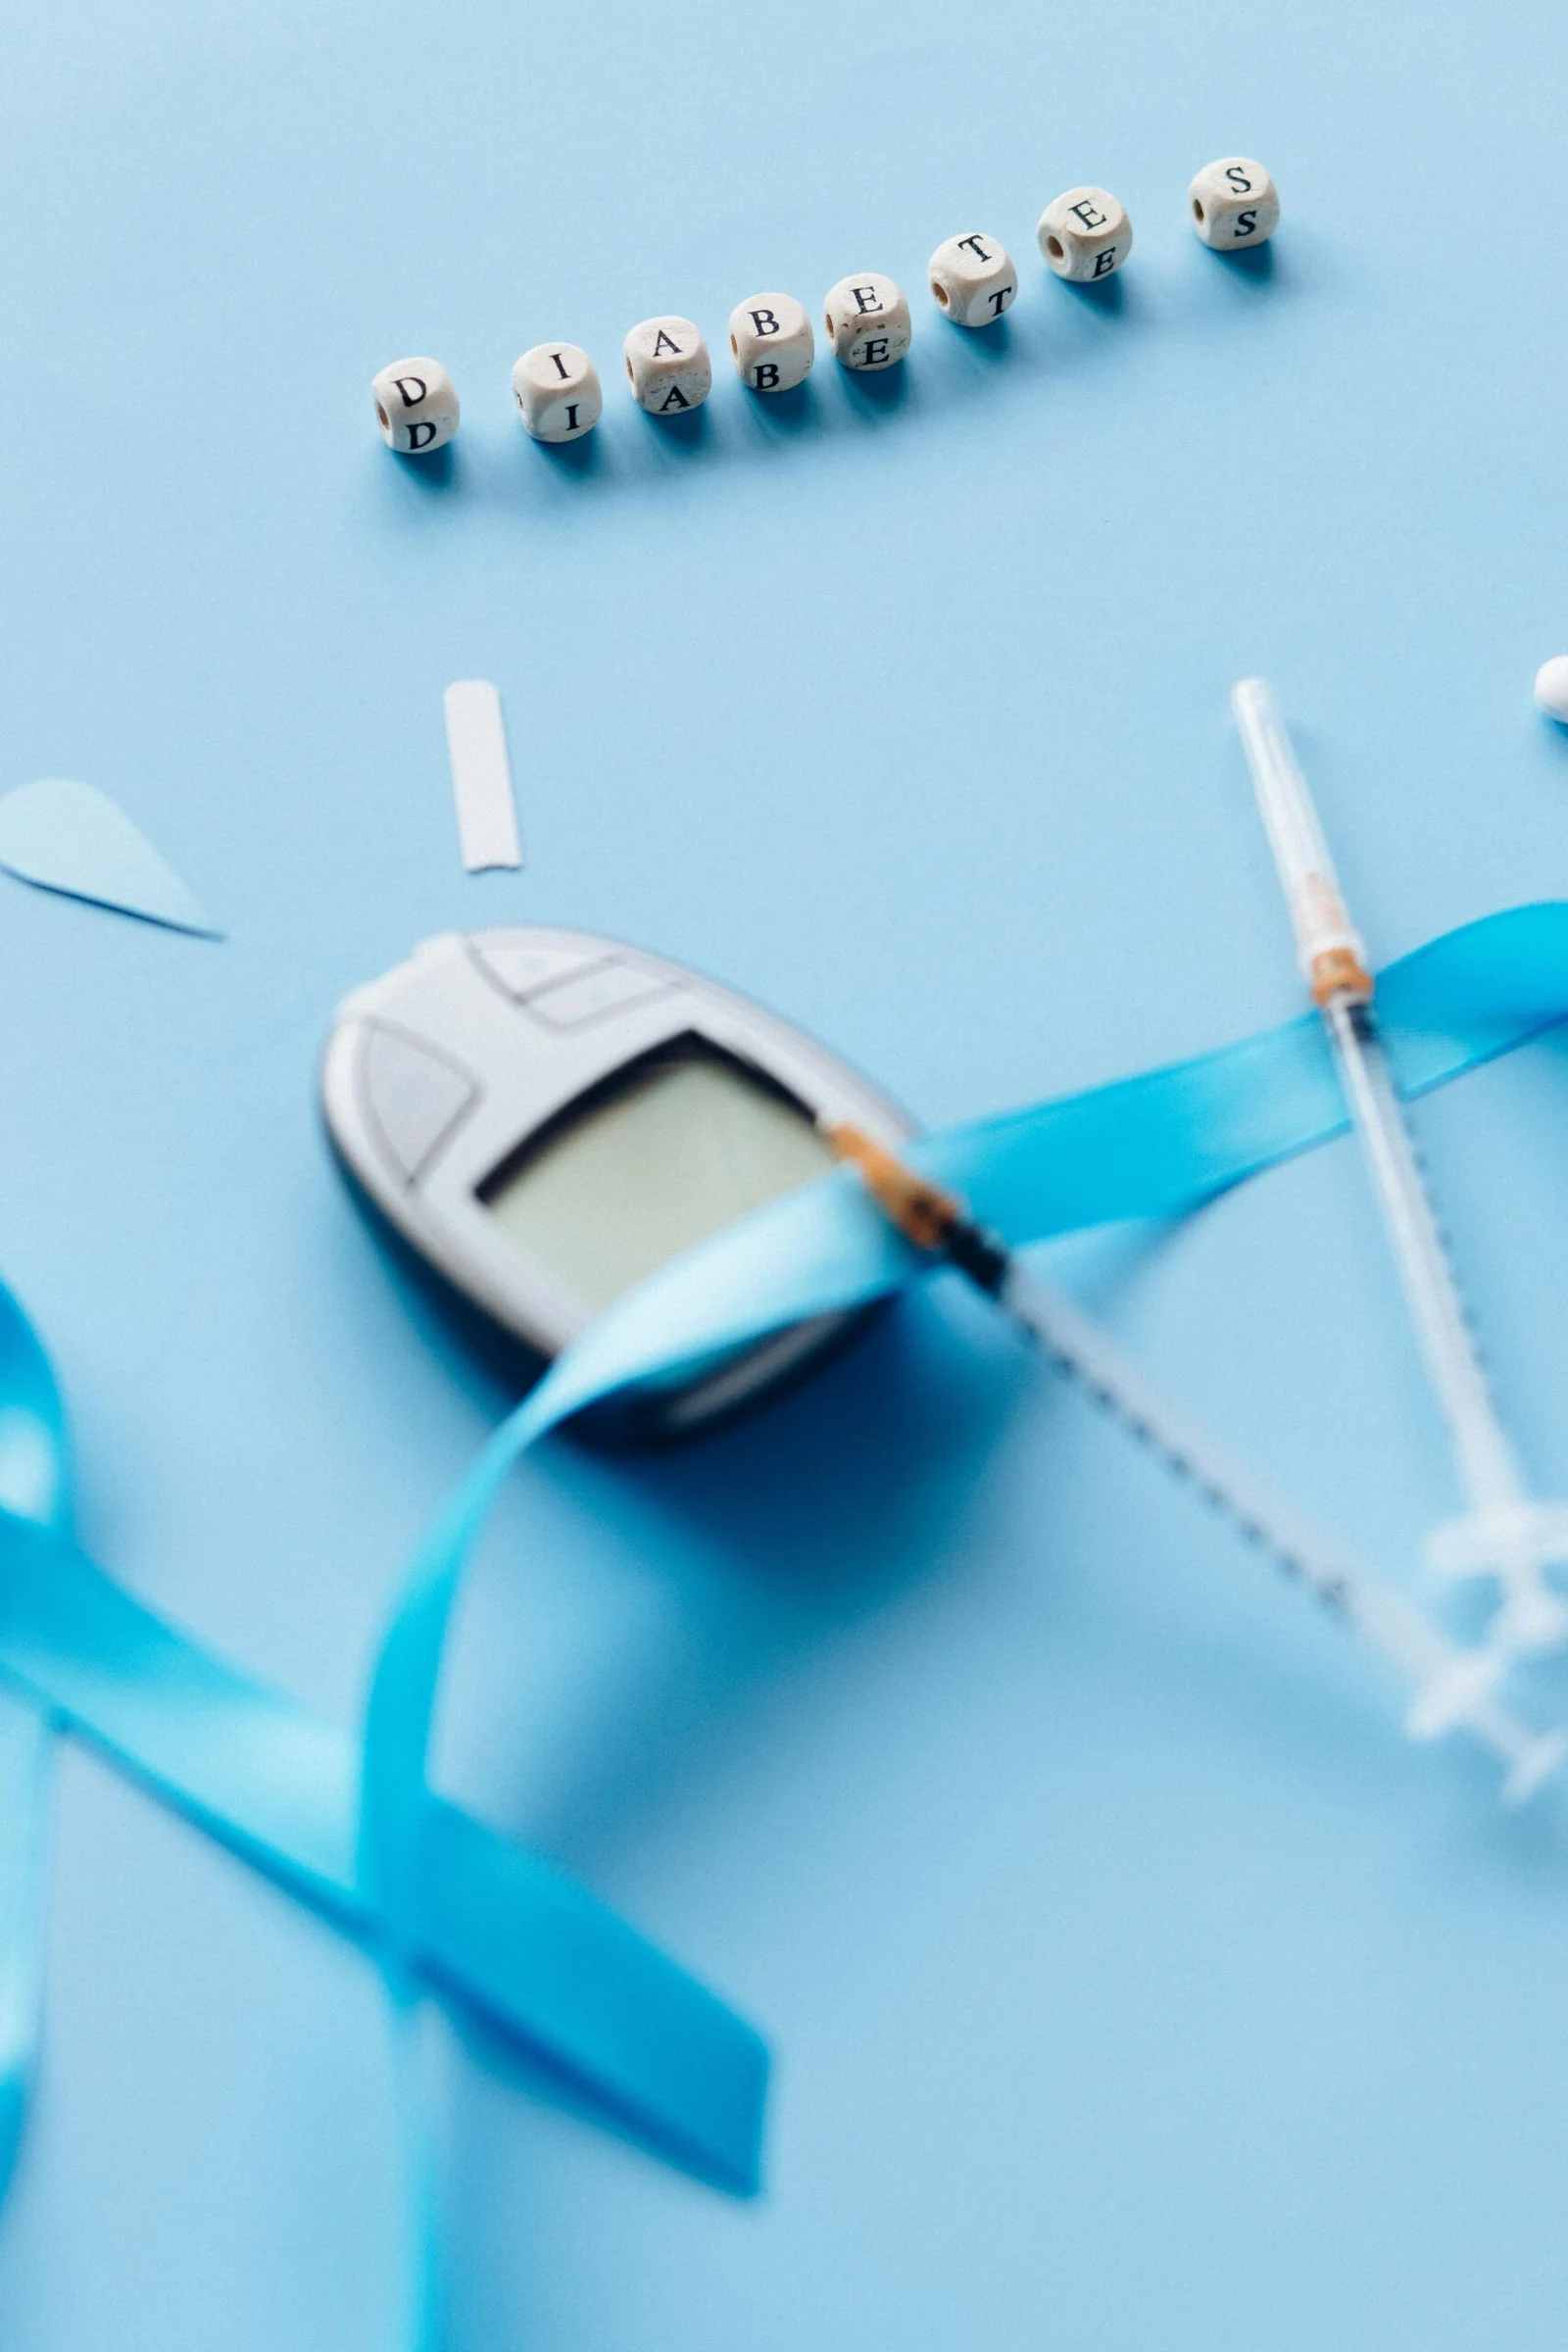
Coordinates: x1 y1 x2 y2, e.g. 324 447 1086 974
7 0 1568 2343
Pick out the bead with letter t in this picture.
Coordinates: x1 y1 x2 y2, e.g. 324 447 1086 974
728 293 814 393
823 274 911 370
512 342 602 441
928 232 1017 327
371 357 459 453
623 317 712 416
1037 187 1133 282
1189 158 1279 250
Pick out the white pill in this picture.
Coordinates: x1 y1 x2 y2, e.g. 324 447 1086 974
928 232 1017 327
371 357 459 455
728 293 814 393
1037 188 1132 283
823 274 911 370
1534 657 1568 720
1189 157 1280 250
623 317 711 416
512 343 602 441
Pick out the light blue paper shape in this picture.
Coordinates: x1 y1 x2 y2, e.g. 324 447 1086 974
0 778 220 937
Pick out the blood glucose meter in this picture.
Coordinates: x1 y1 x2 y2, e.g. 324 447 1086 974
320 927 914 1432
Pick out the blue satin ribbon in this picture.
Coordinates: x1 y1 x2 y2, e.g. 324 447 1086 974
4 901 1568 2337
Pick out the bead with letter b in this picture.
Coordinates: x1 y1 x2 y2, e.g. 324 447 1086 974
729 293 813 393
928 232 1017 327
512 343 602 441
1037 188 1132 282
372 358 459 454
823 274 911 370
1189 157 1279 250
623 317 711 416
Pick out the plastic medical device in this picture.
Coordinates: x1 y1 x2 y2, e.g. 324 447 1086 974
1233 677 1568 1659
320 926 912 1432
826 1125 1568 1801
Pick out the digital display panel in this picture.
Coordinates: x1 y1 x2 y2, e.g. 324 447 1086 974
477 1040 835 1316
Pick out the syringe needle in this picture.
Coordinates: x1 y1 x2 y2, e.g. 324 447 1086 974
1232 678 1568 1656
823 1122 1567 1803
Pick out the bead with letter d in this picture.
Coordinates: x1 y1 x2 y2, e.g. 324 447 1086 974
372 357 459 454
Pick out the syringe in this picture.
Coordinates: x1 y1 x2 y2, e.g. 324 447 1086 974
824 1124 1567 1802
1233 677 1568 1657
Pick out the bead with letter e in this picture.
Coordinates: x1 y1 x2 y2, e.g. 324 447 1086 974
823 274 911 370
1037 188 1133 282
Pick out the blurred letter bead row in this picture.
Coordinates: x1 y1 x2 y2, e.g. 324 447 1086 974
373 161 1278 452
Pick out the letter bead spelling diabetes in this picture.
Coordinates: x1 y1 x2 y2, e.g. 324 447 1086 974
623 317 712 416
728 293 814 393
1037 187 1133 282
1188 157 1280 250
512 343 603 441
928 232 1017 327
823 274 911 371
371 357 460 454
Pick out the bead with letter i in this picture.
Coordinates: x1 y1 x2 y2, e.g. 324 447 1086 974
728 293 814 393
371 357 459 454
928 232 1017 327
512 343 602 441
1037 187 1133 282
623 317 712 415
822 274 911 370
1189 157 1280 249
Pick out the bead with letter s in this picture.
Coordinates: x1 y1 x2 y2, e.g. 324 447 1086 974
1189 157 1280 249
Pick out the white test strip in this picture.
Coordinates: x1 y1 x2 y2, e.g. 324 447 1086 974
444 679 522 872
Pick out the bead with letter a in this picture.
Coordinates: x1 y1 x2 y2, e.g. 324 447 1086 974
623 317 712 415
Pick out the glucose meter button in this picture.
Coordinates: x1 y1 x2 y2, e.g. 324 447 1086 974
361 1022 479 1183
524 961 676 1029
468 940 587 1003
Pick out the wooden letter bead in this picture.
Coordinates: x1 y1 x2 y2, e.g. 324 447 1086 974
728 293 814 393
371 358 459 454
1036 188 1133 282
623 317 711 416
927 232 1017 327
823 274 911 370
1188 157 1280 250
512 343 602 441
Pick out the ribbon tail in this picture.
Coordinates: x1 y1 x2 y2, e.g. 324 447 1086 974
0 1686 52 2206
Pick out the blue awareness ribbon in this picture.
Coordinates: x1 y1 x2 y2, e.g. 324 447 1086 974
4 900 1568 2338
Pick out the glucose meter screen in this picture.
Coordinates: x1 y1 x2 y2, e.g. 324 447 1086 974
478 1039 837 1316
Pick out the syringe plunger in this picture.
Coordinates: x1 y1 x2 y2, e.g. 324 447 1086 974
1231 677 1372 1005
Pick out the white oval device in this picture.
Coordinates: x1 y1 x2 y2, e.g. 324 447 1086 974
320 926 915 1433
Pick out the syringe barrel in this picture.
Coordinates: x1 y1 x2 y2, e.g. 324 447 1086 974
1231 678 1372 1004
